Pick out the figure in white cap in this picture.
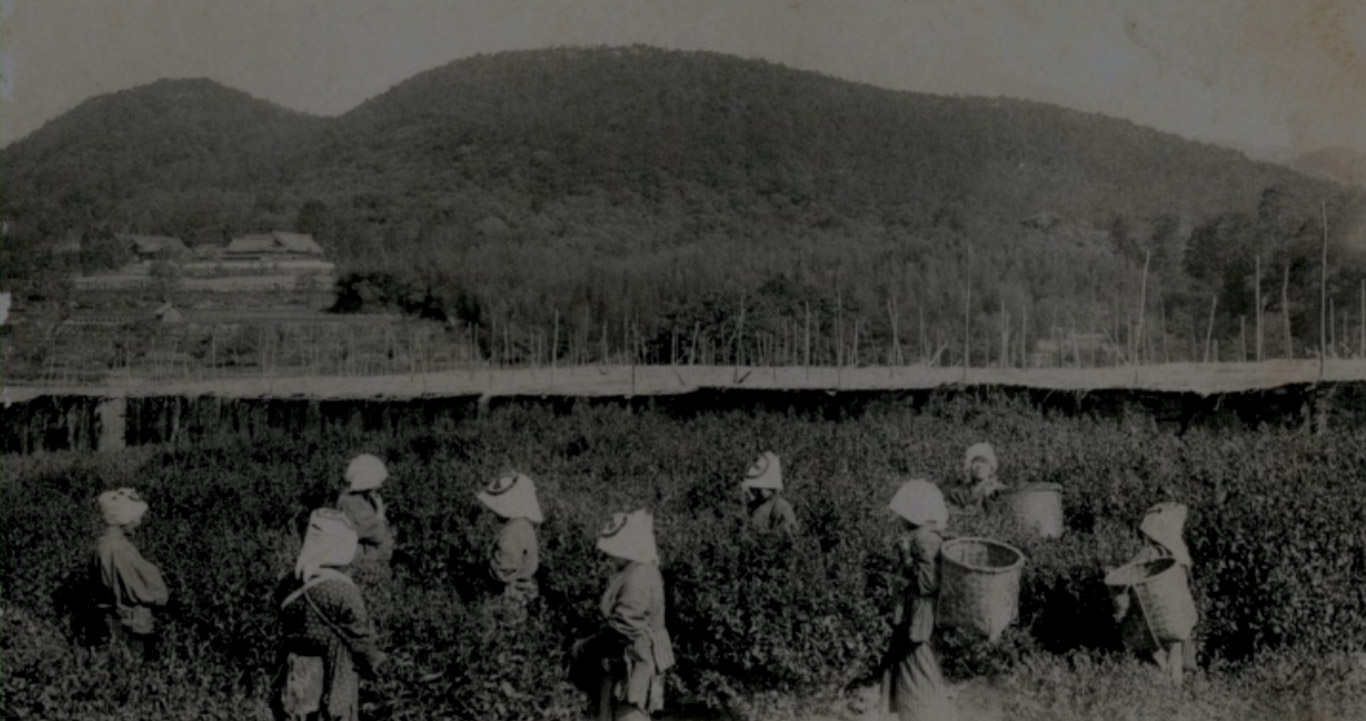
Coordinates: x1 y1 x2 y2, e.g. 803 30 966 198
1110 501 1198 685
476 471 543 605
946 442 1008 511
335 454 394 564
571 510 676 721
881 480 957 721
741 451 797 534
89 488 170 662
270 508 386 721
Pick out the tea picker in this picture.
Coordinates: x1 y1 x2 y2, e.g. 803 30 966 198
1106 502 1199 685
740 451 797 535
880 479 958 721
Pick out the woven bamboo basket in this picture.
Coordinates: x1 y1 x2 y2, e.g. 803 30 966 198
1105 557 1197 646
938 537 1025 642
1001 483 1064 539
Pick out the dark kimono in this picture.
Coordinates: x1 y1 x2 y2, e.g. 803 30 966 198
271 571 384 721
882 527 956 721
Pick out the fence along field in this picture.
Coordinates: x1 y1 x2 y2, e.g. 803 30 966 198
4 393 1366 721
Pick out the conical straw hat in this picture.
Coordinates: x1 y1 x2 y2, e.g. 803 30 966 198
740 451 784 490
1140 501 1192 567
596 509 658 563
477 472 544 523
888 479 948 530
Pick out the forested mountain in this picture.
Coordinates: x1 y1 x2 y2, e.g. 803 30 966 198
3 46 1363 364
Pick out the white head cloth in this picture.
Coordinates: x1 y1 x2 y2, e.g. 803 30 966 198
963 442 999 475
294 508 359 581
345 454 388 492
98 488 149 527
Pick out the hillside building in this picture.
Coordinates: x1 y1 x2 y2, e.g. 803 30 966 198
116 234 189 262
223 231 326 261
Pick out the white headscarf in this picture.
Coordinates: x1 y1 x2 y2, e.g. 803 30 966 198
477 472 544 523
964 442 999 476
741 451 784 491
1140 502 1192 567
888 479 948 530
596 510 658 563
98 488 149 527
345 454 388 492
294 509 359 581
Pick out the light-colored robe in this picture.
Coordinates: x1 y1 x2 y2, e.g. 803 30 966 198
90 526 169 637
490 517 540 601
596 561 676 721
750 495 798 534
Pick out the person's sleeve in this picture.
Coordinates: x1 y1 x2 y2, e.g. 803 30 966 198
778 500 798 533
908 530 942 596
489 524 526 583
606 570 654 646
329 583 386 676
339 494 392 548
112 544 170 606
945 487 974 509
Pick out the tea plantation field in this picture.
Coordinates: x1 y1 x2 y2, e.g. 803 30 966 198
4 395 1365 720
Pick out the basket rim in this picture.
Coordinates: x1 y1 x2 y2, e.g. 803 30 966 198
1103 556 1179 587
941 536 1026 573
1004 483 1063 494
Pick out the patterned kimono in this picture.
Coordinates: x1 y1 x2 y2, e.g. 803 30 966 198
271 570 384 721
594 561 676 721
749 495 797 534
89 526 169 659
882 527 956 721
490 517 540 603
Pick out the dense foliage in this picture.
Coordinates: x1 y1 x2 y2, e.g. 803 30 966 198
4 47 1363 368
4 395 1364 719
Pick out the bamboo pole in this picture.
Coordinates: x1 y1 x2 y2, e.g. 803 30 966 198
1204 294 1218 363
1135 249 1150 371
734 295 746 379
888 294 899 369
999 297 1008 369
836 288 844 367
690 321 700 365
918 303 926 365
1360 279 1364 359
804 302 812 375
1240 316 1247 362
963 282 971 379
1320 201 1328 378
1255 255 1263 361
1282 265 1292 359
1330 298 1337 358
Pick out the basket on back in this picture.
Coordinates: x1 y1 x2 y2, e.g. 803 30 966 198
1105 556 1197 650
937 537 1025 642
1000 483 1064 539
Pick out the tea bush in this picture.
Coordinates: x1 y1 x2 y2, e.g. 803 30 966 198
4 394 1364 719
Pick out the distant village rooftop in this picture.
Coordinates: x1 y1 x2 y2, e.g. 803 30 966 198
224 231 325 257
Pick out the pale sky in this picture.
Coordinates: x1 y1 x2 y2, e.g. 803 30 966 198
1 0 1363 158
